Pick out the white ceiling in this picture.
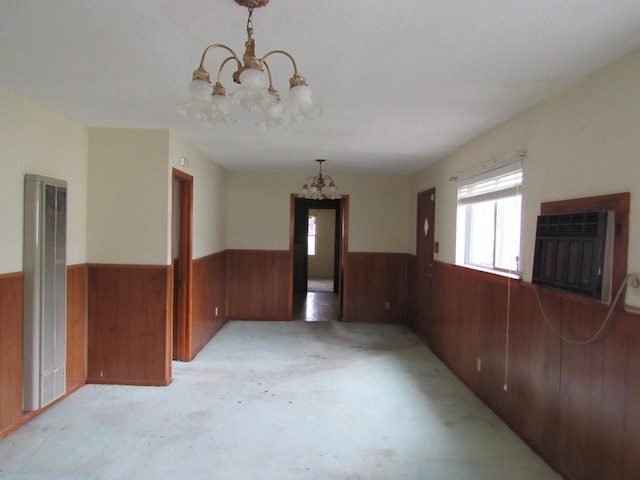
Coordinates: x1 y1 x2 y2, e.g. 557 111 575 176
2 1 640 174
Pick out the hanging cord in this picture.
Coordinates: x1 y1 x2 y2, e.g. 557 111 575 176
503 275 511 391
534 273 633 345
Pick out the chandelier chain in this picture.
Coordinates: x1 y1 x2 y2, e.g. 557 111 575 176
246 8 255 37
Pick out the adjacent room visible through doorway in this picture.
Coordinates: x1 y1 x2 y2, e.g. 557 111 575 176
291 197 346 321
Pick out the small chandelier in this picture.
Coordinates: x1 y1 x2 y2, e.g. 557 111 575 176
299 159 341 200
177 0 322 132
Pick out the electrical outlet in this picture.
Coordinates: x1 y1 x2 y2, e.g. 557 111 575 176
384 301 391 310
476 358 481 372
625 273 640 314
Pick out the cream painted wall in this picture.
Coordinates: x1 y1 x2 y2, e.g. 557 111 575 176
168 133 228 260
227 171 411 252
0 87 88 274
412 48 640 292
87 128 170 265
344 173 411 253
308 209 335 278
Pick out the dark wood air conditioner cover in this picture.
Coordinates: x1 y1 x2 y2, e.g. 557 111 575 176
532 211 611 300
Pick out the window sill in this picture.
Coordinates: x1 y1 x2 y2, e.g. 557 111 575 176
455 263 521 281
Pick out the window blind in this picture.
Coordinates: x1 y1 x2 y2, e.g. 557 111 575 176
457 161 522 205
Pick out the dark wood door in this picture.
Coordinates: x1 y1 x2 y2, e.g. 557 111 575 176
172 169 193 361
292 200 309 293
416 188 436 341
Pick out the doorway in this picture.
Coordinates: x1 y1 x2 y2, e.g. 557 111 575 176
290 196 348 321
416 188 436 341
172 169 193 361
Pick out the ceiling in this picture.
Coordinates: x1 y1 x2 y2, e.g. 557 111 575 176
2 1 640 175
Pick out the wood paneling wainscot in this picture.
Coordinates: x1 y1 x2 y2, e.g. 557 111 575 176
0 272 23 437
345 252 408 323
66 265 87 392
87 264 171 386
429 261 640 480
227 250 290 321
1 267 89 438
405 255 419 332
191 251 227 359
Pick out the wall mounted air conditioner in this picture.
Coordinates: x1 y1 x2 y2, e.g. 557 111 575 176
532 210 614 303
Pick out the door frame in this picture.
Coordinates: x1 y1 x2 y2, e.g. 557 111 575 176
172 169 193 361
288 194 349 321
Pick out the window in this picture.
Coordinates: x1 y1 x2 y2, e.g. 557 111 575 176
307 215 317 256
456 161 523 274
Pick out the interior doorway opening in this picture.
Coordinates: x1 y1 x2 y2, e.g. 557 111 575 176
291 196 347 322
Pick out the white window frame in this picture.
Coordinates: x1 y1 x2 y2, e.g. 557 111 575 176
307 215 317 256
455 161 523 275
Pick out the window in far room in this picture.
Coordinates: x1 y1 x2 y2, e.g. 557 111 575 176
456 161 523 274
307 215 317 256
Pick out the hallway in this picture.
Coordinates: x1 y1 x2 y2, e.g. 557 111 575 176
0 321 559 479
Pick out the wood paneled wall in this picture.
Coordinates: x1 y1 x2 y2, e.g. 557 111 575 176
191 251 227 359
66 265 87 392
429 261 640 480
87 264 171 386
345 252 408 323
405 256 419 332
0 273 23 436
227 250 290 321
1 266 88 438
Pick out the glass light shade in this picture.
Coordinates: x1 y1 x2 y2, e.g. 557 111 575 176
326 184 341 199
207 95 236 126
285 85 322 123
257 100 287 132
231 68 274 112
189 79 213 99
299 184 310 198
177 79 215 121
177 100 213 121
308 184 321 200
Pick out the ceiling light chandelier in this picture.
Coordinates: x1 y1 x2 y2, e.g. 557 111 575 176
299 159 341 200
178 0 321 132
